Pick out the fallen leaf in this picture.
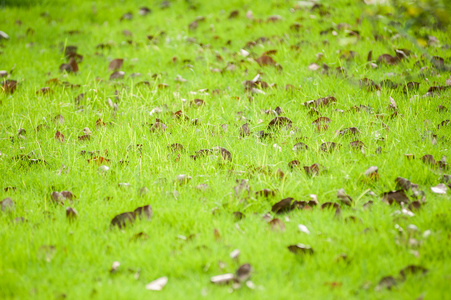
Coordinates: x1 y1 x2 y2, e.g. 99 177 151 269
0 197 15 212
146 276 168 291
377 54 399 65
240 123 250 137
88 156 110 164
267 117 292 129
269 218 285 231
364 166 379 181
133 205 153 219
36 87 52 95
303 96 337 108
337 188 352 206
308 63 321 71
382 190 409 205
350 140 365 150
111 212 136 229
287 244 314 255
298 224 310 234
212 146 232 161
256 189 275 197
288 160 301 170
312 117 331 125
292 142 308 151
108 58 123 71
431 184 447 194
1 80 17 94
66 207 78 221
395 177 418 190
399 265 428 279
234 179 249 196
255 55 276 66
320 142 340 152
271 197 294 214
233 211 245 221
176 174 192 185
236 264 252 282
168 143 184 152
303 163 322 176
139 7 151 16
150 122 167 133
110 71 125 80
339 127 361 136
376 276 396 291
421 154 436 165
211 273 235 285
228 10 239 19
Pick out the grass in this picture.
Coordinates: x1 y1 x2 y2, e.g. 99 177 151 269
1 0 450 299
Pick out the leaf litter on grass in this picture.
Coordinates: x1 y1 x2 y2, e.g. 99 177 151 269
0 0 450 298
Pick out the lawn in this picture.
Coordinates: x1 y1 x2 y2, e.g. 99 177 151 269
1 0 450 299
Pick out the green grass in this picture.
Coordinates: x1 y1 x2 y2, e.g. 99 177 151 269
1 0 450 299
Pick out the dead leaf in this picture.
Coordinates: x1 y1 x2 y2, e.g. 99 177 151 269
267 117 292 129
36 87 52 95
0 197 15 212
236 264 252 283
108 58 123 71
111 212 136 229
1 80 17 94
212 146 232 161
256 189 275 197
150 122 167 133
146 276 168 291
377 54 399 65
228 10 239 19
350 140 365 150
255 55 277 66
337 189 352 206
298 224 310 234
292 142 308 151
364 166 379 181
110 71 125 80
211 274 235 285
66 207 78 221
55 131 65 142
399 265 428 280
133 205 152 219
267 15 282 22
240 123 250 137
288 244 314 255
269 218 285 231
308 63 321 71
234 179 249 196
289 160 301 170
320 142 340 152
51 192 68 206
233 211 245 221
431 183 447 194
139 7 151 16
339 127 360 136
382 190 409 205
276 168 285 179
388 96 397 110
303 96 337 108
168 143 184 152
312 117 331 125
376 276 396 291
304 163 322 176
395 177 418 190
176 174 192 185
271 198 294 214
421 154 435 165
